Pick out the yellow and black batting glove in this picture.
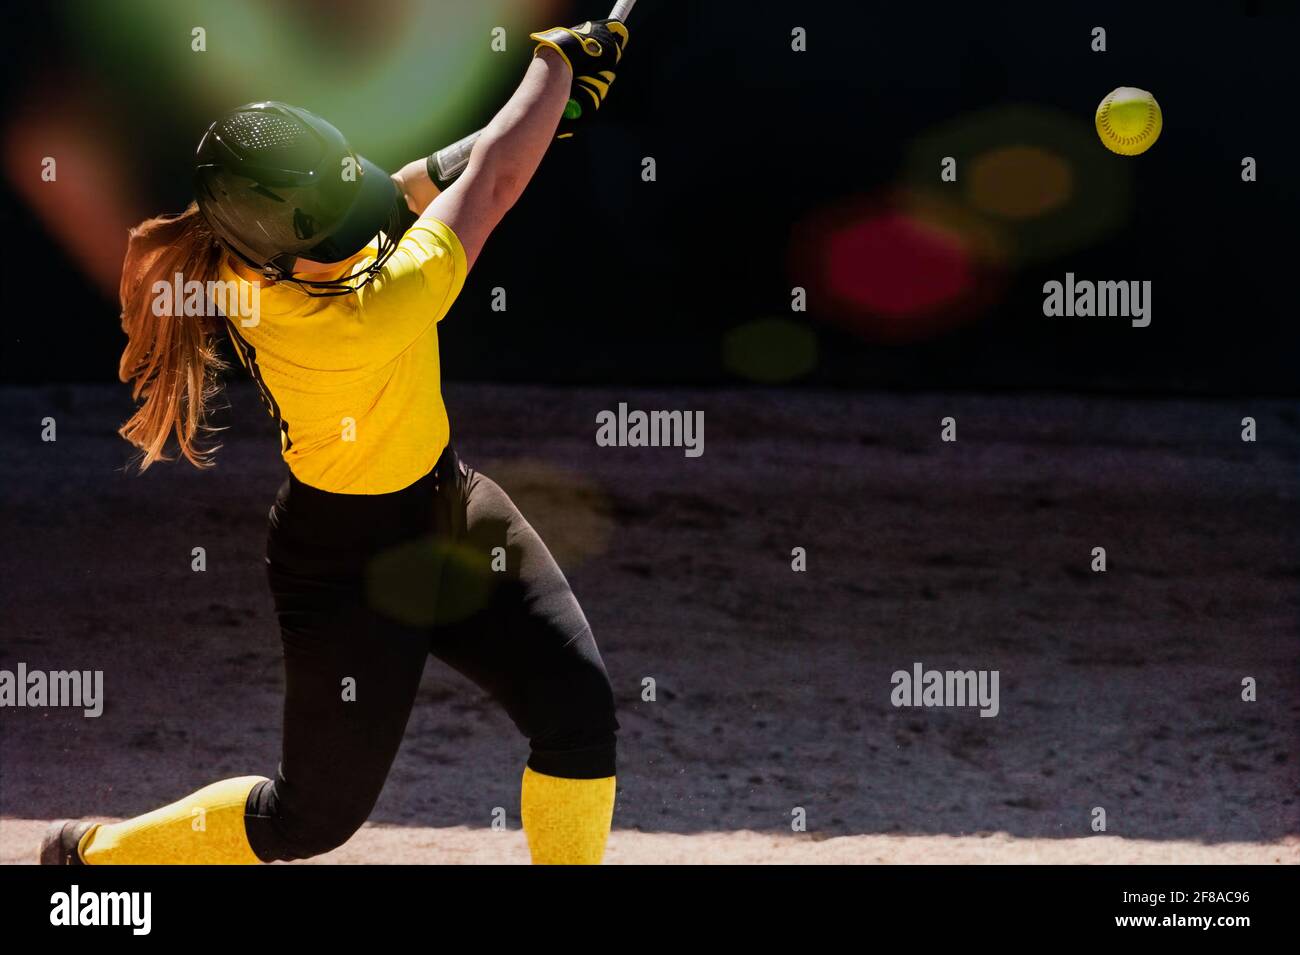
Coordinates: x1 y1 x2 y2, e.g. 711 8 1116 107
530 18 630 138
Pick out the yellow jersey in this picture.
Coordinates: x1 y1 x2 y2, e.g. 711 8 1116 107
219 218 467 495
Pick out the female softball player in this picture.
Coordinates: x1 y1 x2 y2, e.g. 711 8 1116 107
41 18 630 866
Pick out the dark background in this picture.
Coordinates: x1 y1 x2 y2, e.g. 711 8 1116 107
1 0 1296 394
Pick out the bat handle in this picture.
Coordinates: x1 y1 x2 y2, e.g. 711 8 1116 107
429 0 637 185
430 130 480 184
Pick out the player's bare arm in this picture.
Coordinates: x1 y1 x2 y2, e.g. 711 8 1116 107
422 47 572 272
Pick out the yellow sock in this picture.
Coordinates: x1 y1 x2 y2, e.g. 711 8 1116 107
80 776 267 865
520 767 615 865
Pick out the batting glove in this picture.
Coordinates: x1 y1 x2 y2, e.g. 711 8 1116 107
530 18 630 137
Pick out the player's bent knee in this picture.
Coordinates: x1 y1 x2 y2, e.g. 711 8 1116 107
245 779 374 861
525 654 619 780
281 808 370 860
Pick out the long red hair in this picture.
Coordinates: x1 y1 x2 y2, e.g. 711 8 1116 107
116 203 228 470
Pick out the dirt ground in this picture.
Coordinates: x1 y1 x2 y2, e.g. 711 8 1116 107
2 383 1297 864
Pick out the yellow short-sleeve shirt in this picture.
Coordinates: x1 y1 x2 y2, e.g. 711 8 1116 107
219 218 467 495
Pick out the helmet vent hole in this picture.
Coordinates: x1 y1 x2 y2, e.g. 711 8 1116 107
220 113 312 150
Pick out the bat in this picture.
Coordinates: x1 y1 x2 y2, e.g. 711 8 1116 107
428 0 638 184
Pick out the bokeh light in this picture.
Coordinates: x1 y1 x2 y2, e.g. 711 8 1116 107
723 318 818 384
67 0 546 156
367 535 491 628
903 104 1133 263
788 105 1133 346
4 97 144 297
826 211 971 318
790 191 1006 344
474 458 613 569
967 145 1074 220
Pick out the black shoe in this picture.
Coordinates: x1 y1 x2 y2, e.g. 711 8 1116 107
39 820 95 865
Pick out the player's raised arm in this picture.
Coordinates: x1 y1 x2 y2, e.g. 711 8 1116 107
426 47 569 273
394 18 630 272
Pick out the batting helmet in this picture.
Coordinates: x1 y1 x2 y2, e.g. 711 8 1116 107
193 101 402 295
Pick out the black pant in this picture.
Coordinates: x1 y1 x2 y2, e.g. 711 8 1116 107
244 446 618 862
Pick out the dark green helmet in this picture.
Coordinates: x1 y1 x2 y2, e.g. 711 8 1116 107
194 101 401 295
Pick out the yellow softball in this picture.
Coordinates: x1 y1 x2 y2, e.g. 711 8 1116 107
1095 87 1162 156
